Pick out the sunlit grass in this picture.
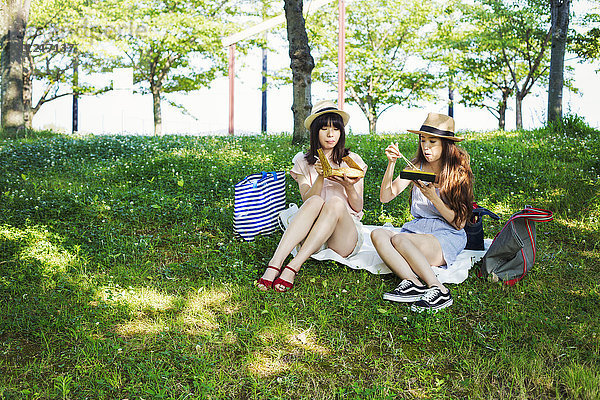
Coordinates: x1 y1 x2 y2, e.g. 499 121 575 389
1 123 599 398
22 235 75 275
99 285 176 313
561 363 600 400
115 317 169 337
0 224 79 290
178 288 234 335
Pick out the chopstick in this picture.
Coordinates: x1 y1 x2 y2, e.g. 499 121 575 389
398 151 418 170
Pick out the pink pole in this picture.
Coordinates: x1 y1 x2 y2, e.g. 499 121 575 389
338 0 345 109
228 44 235 135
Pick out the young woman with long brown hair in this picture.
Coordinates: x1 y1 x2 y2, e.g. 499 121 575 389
257 100 367 292
371 113 473 312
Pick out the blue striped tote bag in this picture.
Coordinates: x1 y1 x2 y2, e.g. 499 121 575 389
233 171 286 241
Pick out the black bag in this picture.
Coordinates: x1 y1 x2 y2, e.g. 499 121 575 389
465 203 500 250
479 206 553 285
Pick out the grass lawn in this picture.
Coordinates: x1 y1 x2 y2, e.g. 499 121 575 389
0 117 599 399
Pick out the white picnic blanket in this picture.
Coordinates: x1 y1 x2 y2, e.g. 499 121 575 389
292 223 490 284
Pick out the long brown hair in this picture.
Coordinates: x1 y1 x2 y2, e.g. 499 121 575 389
412 136 474 226
305 113 350 165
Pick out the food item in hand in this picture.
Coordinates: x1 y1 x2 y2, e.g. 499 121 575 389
317 148 365 178
400 169 437 183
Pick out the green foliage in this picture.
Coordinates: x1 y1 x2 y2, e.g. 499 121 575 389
547 114 598 139
29 0 254 135
25 0 110 116
0 128 63 141
453 0 553 129
571 12 600 63
306 0 441 133
92 0 236 94
1 125 599 398
448 3 514 127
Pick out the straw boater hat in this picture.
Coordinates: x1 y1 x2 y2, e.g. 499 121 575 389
407 112 463 142
303 100 350 130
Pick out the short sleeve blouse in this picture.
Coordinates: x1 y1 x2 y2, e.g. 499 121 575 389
289 151 368 220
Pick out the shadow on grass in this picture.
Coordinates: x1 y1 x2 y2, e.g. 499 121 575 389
0 222 360 398
1 130 599 398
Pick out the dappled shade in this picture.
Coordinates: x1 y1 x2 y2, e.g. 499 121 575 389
1 126 599 398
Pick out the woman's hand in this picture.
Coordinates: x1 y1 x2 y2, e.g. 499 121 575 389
415 180 438 201
328 174 361 188
416 180 463 229
385 142 402 163
329 173 364 213
314 159 324 176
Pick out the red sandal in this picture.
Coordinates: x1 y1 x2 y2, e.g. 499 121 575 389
273 265 298 292
257 266 281 290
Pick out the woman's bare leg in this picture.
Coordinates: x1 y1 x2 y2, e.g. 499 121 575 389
273 197 358 291
390 233 447 292
371 229 448 292
371 229 422 284
257 196 324 290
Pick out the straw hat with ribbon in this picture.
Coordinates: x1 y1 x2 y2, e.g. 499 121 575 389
407 112 463 142
303 100 350 130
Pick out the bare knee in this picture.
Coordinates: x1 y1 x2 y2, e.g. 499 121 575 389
391 234 413 254
321 197 346 217
303 195 325 210
371 228 391 248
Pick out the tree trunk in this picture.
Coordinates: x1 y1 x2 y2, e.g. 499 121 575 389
261 45 267 134
498 104 506 131
548 0 570 123
368 113 378 134
448 78 454 118
151 86 162 136
515 94 523 130
498 88 510 131
284 0 314 145
22 45 32 129
72 53 79 134
1 0 31 137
